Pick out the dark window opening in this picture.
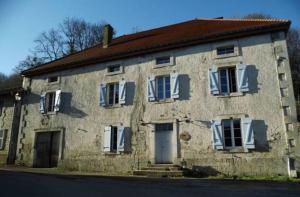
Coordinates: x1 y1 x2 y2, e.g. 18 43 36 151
111 126 118 151
108 64 121 73
156 56 170 65
155 123 173 131
217 45 234 55
107 83 119 105
46 92 56 112
48 76 58 83
222 119 242 148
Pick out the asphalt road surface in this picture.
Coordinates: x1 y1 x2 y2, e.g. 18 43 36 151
0 170 299 197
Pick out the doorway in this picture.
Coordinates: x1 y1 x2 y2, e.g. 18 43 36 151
155 123 173 164
34 131 60 168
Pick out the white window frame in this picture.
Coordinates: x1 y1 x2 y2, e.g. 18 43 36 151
106 64 124 75
47 75 60 85
154 55 175 68
218 66 237 95
156 75 171 100
107 82 119 106
222 119 243 149
213 41 239 59
45 92 56 113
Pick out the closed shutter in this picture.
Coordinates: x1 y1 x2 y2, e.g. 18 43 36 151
119 80 126 104
242 118 255 149
209 67 220 95
170 72 179 99
236 64 249 92
0 129 5 150
99 83 107 106
117 127 125 152
54 90 61 112
147 76 156 101
211 119 224 150
40 92 46 113
103 126 112 152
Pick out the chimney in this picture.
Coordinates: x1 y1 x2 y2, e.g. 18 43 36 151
103 24 113 48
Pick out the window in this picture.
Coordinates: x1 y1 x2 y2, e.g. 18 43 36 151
48 76 58 83
107 82 119 106
111 126 118 152
155 123 173 131
103 126 126 153
156 75 171 100
219 67 237 94
223 119 242 148
0 129 5 150
46 92 56 112
156 56 171 65
108 64 121 73
217 45 234 56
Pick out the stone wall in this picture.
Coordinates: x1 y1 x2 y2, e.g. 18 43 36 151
17 32 299 176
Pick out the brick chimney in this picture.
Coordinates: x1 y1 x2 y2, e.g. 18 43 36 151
103 24 113 48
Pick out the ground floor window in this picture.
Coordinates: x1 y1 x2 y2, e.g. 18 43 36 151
223 119 242 148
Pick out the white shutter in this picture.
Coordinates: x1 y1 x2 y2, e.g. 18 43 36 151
211 119 224 150
236 64 249 92
119 80 126 104
242 118 255 149
100 83 107 107
40 92 46 113
117 126 125 152
147 76 156 101
170 72 179 99
209 67 220 95
54 90 61 112
0 129 5 150
103 126 112 152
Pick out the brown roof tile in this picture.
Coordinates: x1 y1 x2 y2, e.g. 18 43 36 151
22 18 290 76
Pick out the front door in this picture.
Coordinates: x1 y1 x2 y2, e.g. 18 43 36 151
34 132 60 168
155 123 173 164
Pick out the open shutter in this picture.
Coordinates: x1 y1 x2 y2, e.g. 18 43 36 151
54 90 61 112
242 118 255 149
99 83 107 107
0 129 5 150
209 67 220 95
39 92 46 113
147 76 156 101
236 64 249 92
117 126 125 152
170 72 179 99
119 80 126 104
211 119 224 150
103 126 111 152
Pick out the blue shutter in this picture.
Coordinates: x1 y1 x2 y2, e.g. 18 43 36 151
99 83 107 107
39 93 46 113
103 126 111 152
119 80 126 104
117 126 125 152
242 118 255 149
237 64 249 92
209 67 220 95
54 90 61 112
147 76 156 101
211 119 224 150
170 72 179 99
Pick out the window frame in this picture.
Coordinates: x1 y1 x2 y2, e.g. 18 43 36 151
47 75 60 84
155 75 171 101
110 126 118 152
106 82 119 106
213 41 239 59
222 119 243 149
106 64 123 75
45 92 56 113
218 66 237 95
154 55 175 68
217 45 235 56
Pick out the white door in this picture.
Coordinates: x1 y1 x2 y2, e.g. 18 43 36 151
155 123 173 164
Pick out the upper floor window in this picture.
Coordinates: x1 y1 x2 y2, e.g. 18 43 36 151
107 82 119 106
40 90 61 114
156 75 171 100
156 56 171 65
217 45 234 56
219 67 237 95
108 64 121 73
223 119 242 148
46 92 56 112
48 76 59 83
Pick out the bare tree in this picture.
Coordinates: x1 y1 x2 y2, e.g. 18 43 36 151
14 55 44 74
0 72 22 90
243 13 272 19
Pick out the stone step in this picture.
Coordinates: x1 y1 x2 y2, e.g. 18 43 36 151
141 166 181 171
133 170 184 177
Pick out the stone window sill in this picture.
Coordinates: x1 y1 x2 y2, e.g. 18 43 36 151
153 99 175 104
217 92 243 98
105 104 123 109
223 147 249 153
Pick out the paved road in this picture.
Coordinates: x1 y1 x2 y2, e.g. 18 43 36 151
0 170 299 197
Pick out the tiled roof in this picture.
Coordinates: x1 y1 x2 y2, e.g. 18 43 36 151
22 18 290 76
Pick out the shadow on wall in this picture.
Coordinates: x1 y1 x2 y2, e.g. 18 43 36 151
253 119 269 152
179 74 191 101
125 82 135 106
247 65 259 94
61 92 88 118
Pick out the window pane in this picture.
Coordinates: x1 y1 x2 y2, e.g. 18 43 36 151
108 84 114 105
165 76 171 98
217 46 234 55
156 123 173 131
47 93 55 112
225 138 232 147
235 138 242 146
156 56 170 65
115 83 119 104
229 67 237 93
219 69 228 93
108 65 120 72
111 127 118 151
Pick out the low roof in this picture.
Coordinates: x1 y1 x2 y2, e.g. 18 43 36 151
22 18 290 76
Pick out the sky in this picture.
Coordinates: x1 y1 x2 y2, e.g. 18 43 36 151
0 0 299 75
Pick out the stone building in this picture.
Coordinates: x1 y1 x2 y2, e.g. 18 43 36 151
0 87 23 165
18 18 299 176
